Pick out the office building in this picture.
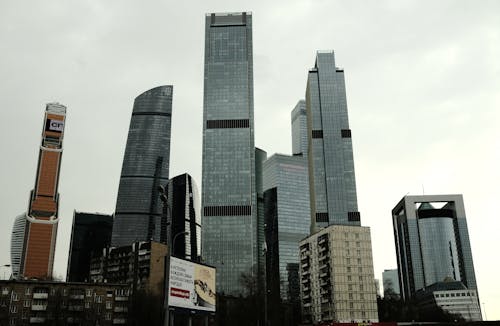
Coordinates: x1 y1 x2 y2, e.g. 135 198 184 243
382 269 400 299
164 173 201 261
306 51 359 231
299 225 378 323
415 281 482 321
112 86 173 247
66 212 113 282
263 154 309 302
291 100 308 157
201 12 258 295
0 279 130 325
392 195 479 302
90 241 167 296
11 103 66 279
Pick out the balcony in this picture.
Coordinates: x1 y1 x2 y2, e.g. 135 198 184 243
303 303 311 308
301 262 309 269
115 296 128 302
321 298 330 304
31 304 47 311
69 294 84 300
32 293 48 299
113 318 127 324
29 317 46 323
114 306 128 313
68 305 84 311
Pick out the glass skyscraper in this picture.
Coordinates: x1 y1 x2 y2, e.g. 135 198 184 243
112 86 172 247
306 51 360 231
201 12 258 295
263 154 310 301
392 194 479 301
165 173 201 261
291 99 308 157
67 211 113 282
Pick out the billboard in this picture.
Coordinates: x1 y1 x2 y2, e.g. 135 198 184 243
45 119 64 132
168 257 216 312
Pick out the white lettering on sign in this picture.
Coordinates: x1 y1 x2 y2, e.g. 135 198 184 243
49 120 64 132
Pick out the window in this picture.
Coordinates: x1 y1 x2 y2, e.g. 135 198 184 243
85 301 90 309
349 293 353 299
356 242 360 248
95 295 102 303
360 293 364 300
348 284 352 291
24 288 31 296
11 293 18 301
357 258 361 264
106 301 112 309
347 276 351 281
347 267 351 273
358 267 362 273
349 302 353 308
1 287 9 295
10 305 18 313
23 300 30 308
105 313 111 321
9 318 16 326
106 290 113 298
86 289 93 297
360 284 364 291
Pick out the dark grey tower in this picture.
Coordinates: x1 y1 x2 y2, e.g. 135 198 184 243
306 51 360 231
392 194 479 301
201 12 257 295
165 173 201 261
112 86 172 247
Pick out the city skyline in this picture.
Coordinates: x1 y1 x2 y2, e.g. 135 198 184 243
0 0 499 320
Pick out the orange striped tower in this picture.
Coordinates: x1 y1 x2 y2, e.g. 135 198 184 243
21 103 66 279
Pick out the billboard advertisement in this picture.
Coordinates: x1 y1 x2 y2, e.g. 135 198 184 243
168 257 216 312
45 119 64 132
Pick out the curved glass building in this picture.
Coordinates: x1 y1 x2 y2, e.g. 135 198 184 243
392 195 479 301
112 86 173 247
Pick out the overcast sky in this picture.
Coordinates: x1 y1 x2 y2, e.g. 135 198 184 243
1 0 499 320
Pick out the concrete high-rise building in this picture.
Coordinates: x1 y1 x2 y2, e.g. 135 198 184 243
392 195 479 302
263 154 310 302
291 100 308 157
201 12 258 295
164 173 201 261
299 225 378 323
10 103 66 279
112 86 173 247
382 268 400 299
306 51 359 231
66 211 113 282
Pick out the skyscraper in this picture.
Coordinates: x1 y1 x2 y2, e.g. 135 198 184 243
165 173 201 261
66 211 113 282
263 154 310 301
306 51 359 231
392 194 479 301
201 12 257 295
291 99 308 157
11 103 66 279
382 268 400 299
112 86 173 247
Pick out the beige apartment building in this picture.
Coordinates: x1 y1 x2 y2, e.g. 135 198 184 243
299 225 378 324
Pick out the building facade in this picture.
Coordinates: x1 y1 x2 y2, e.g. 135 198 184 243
66 212 113 282
291 100 308 157
0 280 130 325
392 195 479 302
299 225 378 323
382 269 400 299
263 154 310 302
11 103 66 279
416 281 482 321
201 12 258 295
112 86 173 247
90 241 167 296
306 51 359 231
165 173 201 261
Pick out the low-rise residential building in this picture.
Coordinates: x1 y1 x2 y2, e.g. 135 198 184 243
90 241 167 296
299 225 378 324
0 279 130 325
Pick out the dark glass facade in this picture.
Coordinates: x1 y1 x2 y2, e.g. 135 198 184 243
112 86 172 247
392 195 479 301
263 154 310 301
201 12 258 295
306 51 359 230
66 212 113 282
165 173 201 261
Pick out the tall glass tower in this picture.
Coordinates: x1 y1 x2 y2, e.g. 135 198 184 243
201 12 257 295
392 194 479 301
306 51 360 231
291 99 308 157
112 86 172 247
